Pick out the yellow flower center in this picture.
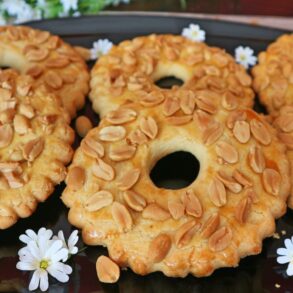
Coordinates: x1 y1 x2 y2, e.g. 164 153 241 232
240 54 246 61
192 31 198 37
39 260 49 270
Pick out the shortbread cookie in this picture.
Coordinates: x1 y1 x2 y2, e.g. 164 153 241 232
0 26 89 118
62 95 290 278
272 105 293 209
252 34 293 116
90 34 255 117
0 69 74 229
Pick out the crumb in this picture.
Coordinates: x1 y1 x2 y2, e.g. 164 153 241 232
275 283 281 288
273 233 280 239
281 230 286 235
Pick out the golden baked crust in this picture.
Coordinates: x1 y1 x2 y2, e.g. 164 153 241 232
62 93 290 277
0 26 89 118
272 105 293 209
252 34 293 208
252 34 293 116
0 69 74 229
90 34 255 118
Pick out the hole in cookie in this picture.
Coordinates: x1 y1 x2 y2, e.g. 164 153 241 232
150 151 200 189
155 76 184 89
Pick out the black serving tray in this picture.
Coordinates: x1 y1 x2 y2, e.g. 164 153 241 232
0 12 293 293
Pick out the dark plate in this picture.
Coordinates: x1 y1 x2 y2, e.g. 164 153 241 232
0 12 293 293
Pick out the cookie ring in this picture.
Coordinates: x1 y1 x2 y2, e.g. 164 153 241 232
0 69 74 229
0 26 89 118
62 100 290 277
252 34 293 208
90 34 255 118
252 34 293 116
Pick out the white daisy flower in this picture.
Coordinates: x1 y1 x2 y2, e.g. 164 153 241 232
90 39 113 60
16 239 72 292
235 46 257 69
19 228 53 245
54 230 79 261
182 23 206 42
18 228 53 257
277 236 293 276
60 0 78 14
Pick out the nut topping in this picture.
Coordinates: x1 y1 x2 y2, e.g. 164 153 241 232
13 114 30 134
26 48 49 61
81 135 104 158
208 226 232 252
262 168 281 196
66 166 85 190
174 220 200 248
111 202 132 232
148 234 171 263
201 213 220 238
250 119 272 145
208 178 227 207
163 98 180 116
92 158 115 181
126 129 148 145
0 124 13 148
232 169 253 187
235 197 251 224
182 189 203 218
233 120 250 143
105 108 137 125
168 200 185 220
166 115 192 125
109 144 136 161
215 141 238 164
96 256 120 283
180 92 196 114
139 117 158 139
140 91 165 107
216 170 242 193
203 122 223 145
142 203 170 221
22 138 44 161
44 71 63 89
248 146 265 174
117 168 140 191
99 126 126 142
123 190 146 211
85 190 113 212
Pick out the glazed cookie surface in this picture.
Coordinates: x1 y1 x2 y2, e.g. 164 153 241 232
0 26 89 118
272 105 293 209
90 34 254 117
252 34 293 116
62 93 290 277
0 69 74 229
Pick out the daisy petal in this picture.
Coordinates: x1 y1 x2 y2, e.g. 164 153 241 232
29 269 40 291
45 239 63 258
70 247 78 255
19 234 32 244
276 247 289 256
28 241 41 260
48 263 71 282
39 269 49 292
16 261 36 271
285 238 293 250
26 229 37 240
51 248 69 263
57 231 66 242
68 230 78 247
277 255 291 264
